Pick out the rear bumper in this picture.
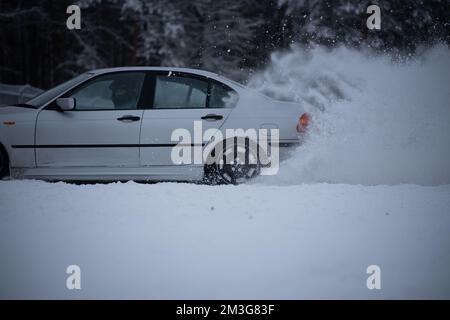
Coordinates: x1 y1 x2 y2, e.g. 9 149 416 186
268 139 301 163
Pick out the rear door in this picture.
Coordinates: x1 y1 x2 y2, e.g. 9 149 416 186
140 72 238 166
35 71 146 167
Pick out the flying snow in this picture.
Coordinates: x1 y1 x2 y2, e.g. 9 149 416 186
250 45 450 186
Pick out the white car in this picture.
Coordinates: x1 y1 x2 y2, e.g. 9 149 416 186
0 67 309 184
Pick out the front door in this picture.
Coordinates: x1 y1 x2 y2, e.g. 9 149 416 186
36 72 146 167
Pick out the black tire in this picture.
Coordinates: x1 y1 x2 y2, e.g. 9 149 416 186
0 145 9 178
204 139 261 185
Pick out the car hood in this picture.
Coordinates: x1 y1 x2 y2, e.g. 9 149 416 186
0 105 39 121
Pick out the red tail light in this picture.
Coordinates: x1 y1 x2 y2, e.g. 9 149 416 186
297 113 311 133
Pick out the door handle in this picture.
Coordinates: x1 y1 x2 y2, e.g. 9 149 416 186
201 114 223 121
117 115 140 122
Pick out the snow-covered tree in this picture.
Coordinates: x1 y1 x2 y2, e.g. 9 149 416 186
119 0 185 66
279 0 450 53
1 0 448 88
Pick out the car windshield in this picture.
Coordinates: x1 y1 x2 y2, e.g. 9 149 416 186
27 73 93 108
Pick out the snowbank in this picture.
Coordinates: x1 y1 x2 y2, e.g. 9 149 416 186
1 180 449 299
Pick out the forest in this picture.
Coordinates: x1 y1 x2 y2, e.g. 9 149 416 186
0 0 449 89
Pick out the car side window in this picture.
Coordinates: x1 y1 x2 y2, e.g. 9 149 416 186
209 81 239 108
68 72 145 110
154 75 208 109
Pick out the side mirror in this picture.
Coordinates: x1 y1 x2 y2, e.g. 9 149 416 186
56 98 75 111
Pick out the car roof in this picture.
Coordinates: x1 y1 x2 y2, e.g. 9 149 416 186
90 67 219 80
88 67 247 91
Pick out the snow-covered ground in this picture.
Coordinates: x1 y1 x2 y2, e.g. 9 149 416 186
0 181 449 299
1 45 449 299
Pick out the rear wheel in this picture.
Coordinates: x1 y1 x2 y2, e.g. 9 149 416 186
205 140 261 185
0 145 9 178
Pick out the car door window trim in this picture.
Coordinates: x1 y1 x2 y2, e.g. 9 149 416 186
147 71 238 110
41 71 238 111
44 71 150 111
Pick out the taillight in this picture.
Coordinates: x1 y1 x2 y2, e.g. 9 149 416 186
297 113 311 133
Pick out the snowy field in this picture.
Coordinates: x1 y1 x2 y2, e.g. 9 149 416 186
0 181 449 299
1 45 450 299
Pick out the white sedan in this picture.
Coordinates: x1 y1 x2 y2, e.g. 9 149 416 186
0 67 309 184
